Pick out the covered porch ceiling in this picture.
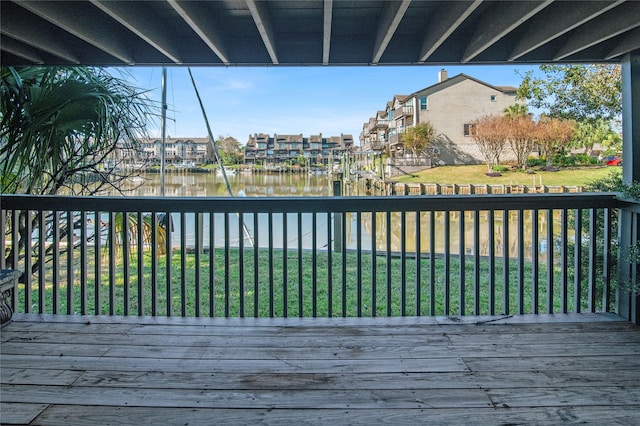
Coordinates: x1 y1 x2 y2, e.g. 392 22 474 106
1 0 639 67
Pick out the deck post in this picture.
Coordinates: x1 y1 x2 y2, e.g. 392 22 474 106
619 53 640 323
333 177 343 252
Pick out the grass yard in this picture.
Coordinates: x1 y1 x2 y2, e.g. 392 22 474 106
395 164 620 187
18 247 610 318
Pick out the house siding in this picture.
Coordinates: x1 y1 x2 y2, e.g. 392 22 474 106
416 78 517 164
360 72 521 165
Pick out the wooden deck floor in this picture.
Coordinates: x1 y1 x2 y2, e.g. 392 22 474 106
2 313 640 425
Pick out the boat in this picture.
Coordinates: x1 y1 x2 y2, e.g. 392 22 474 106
217 167 236 176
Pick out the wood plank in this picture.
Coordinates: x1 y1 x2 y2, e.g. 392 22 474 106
8 312 632 333
0 402 48 425
1 342 112 357
12 312 624 326
487 386 640 408
5 327 639 350
446 330 640 345
6 340 640 360
1 385 492 409
0 354 469 374
464 354 640 372
2 332 456 347
3 320 136 334
29 405 640 425
1 368 82 386
67 369 640 391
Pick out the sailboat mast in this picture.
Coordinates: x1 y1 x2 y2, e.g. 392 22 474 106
161 66 167 197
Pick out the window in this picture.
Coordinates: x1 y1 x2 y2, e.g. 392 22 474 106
490 95 497 102
420 96 428 110
463 123 477 137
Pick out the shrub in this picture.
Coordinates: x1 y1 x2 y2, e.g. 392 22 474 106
552 153 574 166
571 153 599 165
526 157 545 167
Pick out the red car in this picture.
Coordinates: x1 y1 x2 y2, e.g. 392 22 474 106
606 156 622 166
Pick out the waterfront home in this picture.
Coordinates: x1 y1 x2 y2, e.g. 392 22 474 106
361 69 520 165
244 133 354 165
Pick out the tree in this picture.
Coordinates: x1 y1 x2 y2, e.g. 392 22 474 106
571 118 621 157
216 135 241 165
601 129 623 158
471 115 508 173
1 67 153 195
536 117 576 169
506 115 537 171
516 64 621 124
502 103 529 119
1 66 156 270
401 123 436 157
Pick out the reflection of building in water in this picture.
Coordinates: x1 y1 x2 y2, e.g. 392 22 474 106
358 210 558 260
117 137 214 165
109 172 331 198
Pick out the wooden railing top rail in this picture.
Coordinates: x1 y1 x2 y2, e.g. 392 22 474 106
1 192 624 214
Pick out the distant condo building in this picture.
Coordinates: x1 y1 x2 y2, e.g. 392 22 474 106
360 69 521 165
244 133 354 165
118 137 214 165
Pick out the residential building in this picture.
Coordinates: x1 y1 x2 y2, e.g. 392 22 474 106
118 137 214 165
360 69 520 164
245 133 354 165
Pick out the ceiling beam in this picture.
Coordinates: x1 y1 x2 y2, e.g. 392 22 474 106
554 2 640 60
462 1 553 63
18 0 134 64
371 0 411 64
606 27 640 61
246 0 279 65
0 36 45 64
419 0 483 62
0 2 80 64
509 1 624 61
323 0 333 65
168 0 230 65
90 0 183 64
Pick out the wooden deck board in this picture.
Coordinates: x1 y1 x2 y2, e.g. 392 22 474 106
1 313 639 425
25 405 640 426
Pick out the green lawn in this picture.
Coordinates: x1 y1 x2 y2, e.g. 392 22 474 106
20 247 610 318
395 164 620 187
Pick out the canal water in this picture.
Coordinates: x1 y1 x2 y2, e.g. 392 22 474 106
100 172 553 259
112 172 335 197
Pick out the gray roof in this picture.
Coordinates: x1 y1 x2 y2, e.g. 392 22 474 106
410 73 518 97
2 1 638 67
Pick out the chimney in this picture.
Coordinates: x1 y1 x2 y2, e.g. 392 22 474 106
438 68 448 83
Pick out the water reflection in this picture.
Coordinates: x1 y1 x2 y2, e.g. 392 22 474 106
112 172 332 197
103 173 567 260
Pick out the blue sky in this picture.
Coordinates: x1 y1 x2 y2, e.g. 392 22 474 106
120 65 539 146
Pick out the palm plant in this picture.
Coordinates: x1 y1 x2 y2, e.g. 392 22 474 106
502 103 530 119
1 67 158 270
1 67 153 195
